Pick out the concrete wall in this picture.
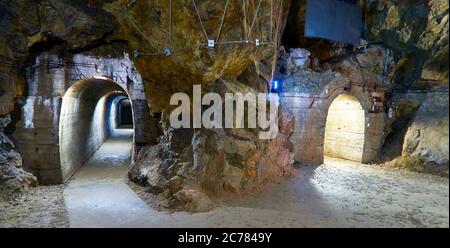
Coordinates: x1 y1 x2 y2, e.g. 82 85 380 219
280 78 387 165
59 81 124 180
13 52 159 184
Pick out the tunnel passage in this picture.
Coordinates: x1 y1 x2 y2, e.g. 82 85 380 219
117 98 133 128
59 78 134 181
324 94 366 163
106 94 134 133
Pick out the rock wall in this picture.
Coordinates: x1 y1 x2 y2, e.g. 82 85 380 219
387 91 449 177
363 0 449 175
104 0 291 113
0 115 37 200
129 79 295 212
364 0 449 87
283 0 449 88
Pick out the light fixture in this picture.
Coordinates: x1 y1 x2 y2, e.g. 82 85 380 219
274 81 279 89
271 80 281 93
93 76 109 80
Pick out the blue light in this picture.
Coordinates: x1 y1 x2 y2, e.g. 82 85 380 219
271 80 282 93
273 80 279 90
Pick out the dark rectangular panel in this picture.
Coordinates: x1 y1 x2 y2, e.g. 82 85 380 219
305 0 362 44
337 0 358 4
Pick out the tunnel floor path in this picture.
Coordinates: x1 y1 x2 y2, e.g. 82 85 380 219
63 129 161 227
62 131 449 227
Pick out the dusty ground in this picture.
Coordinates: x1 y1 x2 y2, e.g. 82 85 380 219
220 158 449 228
0 184 69 228
0 134 448 227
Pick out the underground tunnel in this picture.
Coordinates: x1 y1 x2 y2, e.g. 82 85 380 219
0 0 448 229
59 78 134 181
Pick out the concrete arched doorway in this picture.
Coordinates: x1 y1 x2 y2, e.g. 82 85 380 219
14 52 158 185
280 79 387 165
324 93 366 163
59 77 134 181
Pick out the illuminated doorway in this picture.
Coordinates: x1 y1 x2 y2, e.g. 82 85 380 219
324 94 366 163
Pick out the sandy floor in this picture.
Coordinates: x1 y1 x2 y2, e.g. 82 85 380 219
221 159 449 228
0 184 69 228
1 131 448 228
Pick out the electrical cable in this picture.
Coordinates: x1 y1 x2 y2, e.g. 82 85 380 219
248 0 263 39
193 0 209 41
242 0 247 40
216 0 230 42
169 0 173 49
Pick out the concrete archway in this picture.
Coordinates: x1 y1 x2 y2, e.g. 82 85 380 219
324 93 366 163
14 52 159 185
280 79 387 165
59 78 134 181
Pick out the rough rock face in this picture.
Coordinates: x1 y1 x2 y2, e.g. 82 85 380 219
279 44 394 93
364 0 449 87
0 115 37 199
399 91 449 176
362 0 449 174
129 79 295 212
0 0 119 115
103 0 291 113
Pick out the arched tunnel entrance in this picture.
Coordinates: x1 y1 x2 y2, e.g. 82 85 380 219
324 93 366 163
12 52 158 185
280 80 387 166
59 78 134 180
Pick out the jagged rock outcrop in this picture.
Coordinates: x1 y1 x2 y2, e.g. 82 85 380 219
364 0 449 87
399 91 449 176
0 0 120 115
280 44 394 93
130 79 295 212
103 0 291 113
111 1 295 209
0 115 37 199
363 0 449 175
